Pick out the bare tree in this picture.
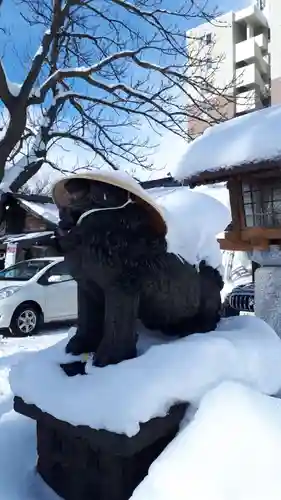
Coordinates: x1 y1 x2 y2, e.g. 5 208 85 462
19 175 52 196
0 0 234 193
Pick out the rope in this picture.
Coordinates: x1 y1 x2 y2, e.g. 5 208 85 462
76 195 133 226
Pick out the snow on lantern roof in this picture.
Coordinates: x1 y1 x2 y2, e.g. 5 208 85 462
175 104 281 185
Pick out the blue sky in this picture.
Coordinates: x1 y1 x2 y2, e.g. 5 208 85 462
0 0 251 180
0 0 250 87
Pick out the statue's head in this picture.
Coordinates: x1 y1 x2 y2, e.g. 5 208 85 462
53 172 167 236
58 178 130 227
65 178 129 209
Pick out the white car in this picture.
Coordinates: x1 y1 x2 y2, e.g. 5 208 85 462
0 257 78 336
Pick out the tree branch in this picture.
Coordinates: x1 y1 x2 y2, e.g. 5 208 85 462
0 62 14 110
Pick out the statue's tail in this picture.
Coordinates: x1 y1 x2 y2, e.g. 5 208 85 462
199 260 224 291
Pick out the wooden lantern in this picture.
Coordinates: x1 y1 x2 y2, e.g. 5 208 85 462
176 104 281 252
187 162 281 252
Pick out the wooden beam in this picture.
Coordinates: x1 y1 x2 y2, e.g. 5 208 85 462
241 227 281 241
217 238 252 251
223 230 242 242
227 180 241 235
185 162 281 187
249 238 269 251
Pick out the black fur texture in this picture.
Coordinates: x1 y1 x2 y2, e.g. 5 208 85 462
55 178 223 367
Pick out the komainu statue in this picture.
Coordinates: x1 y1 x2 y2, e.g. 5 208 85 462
53 172 223 368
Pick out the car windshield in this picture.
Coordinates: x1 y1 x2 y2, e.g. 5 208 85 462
0 259 53 281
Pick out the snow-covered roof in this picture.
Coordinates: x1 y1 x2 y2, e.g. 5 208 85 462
18 198 59 226
0 231 53 244
175 104 281 184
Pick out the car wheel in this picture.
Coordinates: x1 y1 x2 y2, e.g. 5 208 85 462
10 304 41 337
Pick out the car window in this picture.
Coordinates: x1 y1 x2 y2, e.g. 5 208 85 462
0 259 53 281
44 261 73 283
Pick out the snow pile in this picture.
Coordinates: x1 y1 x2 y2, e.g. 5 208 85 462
175 104 281 181
151 185 230 270
195 184 230 210
0 411 59 500
10 316 281 437
131 381 281 500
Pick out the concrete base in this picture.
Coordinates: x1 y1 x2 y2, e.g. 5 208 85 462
255 267 281 338
252 246 281 267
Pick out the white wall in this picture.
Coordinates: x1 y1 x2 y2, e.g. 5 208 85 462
186 12 235 95
266 0 281 80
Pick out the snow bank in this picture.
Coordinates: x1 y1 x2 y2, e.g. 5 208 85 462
10 316 281 437
131 381 281 500
175 104 281 181
0 330 67 500
151 185 230 270
195 184 229 210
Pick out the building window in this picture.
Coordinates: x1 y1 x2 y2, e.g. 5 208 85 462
205 33 212 44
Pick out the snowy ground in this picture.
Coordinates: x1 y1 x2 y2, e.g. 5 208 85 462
0 328 68 500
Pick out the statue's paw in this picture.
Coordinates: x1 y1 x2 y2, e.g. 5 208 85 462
94 349 113 368
94 344 137 367
65 334 95 356
60 361 87 377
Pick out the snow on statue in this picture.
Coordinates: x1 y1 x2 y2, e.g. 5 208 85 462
52 170 225 369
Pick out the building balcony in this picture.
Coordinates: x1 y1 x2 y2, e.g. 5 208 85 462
236 63 266 93
235 89 263 115
234 5 268 28
255 33 268 52
236 38 269 77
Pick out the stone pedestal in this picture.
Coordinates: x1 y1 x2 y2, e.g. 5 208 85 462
14 396 187 500
255 266 281 338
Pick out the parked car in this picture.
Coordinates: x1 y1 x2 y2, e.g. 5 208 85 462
0 257 77 336
221 250 255 316
222 282 255 316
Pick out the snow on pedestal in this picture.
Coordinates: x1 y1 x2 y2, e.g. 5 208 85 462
10 316 281 434
255 266 281 339
11 316 281 500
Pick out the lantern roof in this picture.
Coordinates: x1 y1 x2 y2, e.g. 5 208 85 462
175 104 281 186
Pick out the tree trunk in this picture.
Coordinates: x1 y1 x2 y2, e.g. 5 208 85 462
9 158 45 193
0 105 27 181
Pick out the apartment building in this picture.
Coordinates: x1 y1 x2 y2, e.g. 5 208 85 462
187 0 281 138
